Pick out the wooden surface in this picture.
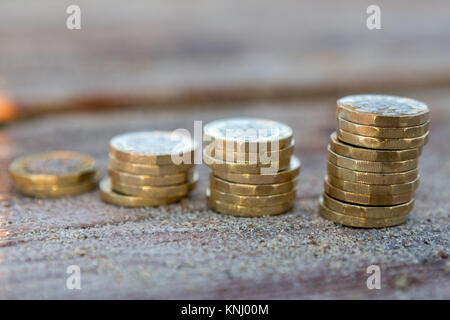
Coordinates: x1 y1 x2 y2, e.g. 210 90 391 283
0 1 449 299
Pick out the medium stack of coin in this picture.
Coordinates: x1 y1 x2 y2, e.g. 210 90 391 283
100 131 198 207
10 151 99 198
203 118 300 216
320 94 430 228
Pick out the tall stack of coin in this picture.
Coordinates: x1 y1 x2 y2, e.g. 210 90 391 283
320 94 430 228
10 151 99 198
100 131 198 207
204 118 300 216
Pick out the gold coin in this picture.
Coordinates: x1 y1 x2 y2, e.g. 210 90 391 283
15 173 100 198
319 200 408 228
211 140 294 163
324 179 414 205
100 178 183 207
210 174 298 196
208 187 296 207
109 168 193 187
327 174 419 195
204 117 293 152
337 94 430 127
321 193 413 218
203 146 290 174
327 147 418 173
9 151 97 185
338 129 428 150
213 156 301 185
337 117 430 138
207 191 293 217
329 132 421 161
327 162 418 185
109 131 197 165
112 171 198 198
109 155 194 175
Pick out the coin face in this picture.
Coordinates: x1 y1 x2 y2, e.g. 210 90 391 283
204 118 293 145
110 131 197 156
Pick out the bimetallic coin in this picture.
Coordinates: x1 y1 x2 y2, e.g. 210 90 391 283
324 179 414 205
100 178 183 207
329 132 421 161
9 151 97 185
204 118 293 152
213 156 301 185
337 94 430 127
327 147 418 173
338 129 428 150
109 155 194 175
321 193 414 219
319 201 408 228
327 162 418 185
337 118 430 138
210 174 298 196
109 168 193 187
112 172 198 198
327 174 419 195
110 131 197 165
208 187 296 207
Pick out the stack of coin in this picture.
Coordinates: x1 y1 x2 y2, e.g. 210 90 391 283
100 131 198 207
204 118 300 216
10 151 99 198
320 94 430 228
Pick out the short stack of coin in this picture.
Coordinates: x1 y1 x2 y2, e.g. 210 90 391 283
100 131 198 207
10 151 99 198
204 118 300 216
320 94 430 228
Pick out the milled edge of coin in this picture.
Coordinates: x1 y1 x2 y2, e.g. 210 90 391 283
338 129 429 150
337 117 430 138
108 168 193 186
327 147 418 173
212 156 301 185
208 187 296 207
210 174 298 196
321 193 414 218
319 200 408 228
100 178 183 207
329 132 421 161
9 151 98 185
109 155 194 175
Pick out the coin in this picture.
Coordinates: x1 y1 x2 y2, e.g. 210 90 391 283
327 162 419 185
329 132 421 161
324 179 414 205
208 187 296 207
112 171 198 198
327 147 418 173
337 117 430 138
327 174 419 195
109 155 194 175
109 131 197 165
207 191 293 217
9 151 97 185
109 168 193 187
213 156 301 185
100 178 183 207
204 118 293 152
16 173 100 198
337 94 430 127
210 174 298 196
338 129 428 150
321 193 414 218
319 200 408 228
203 146 290 174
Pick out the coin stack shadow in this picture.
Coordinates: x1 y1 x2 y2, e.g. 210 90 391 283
9 151 99 198
320 95 430 228
203 118 301 216
100 131 198 207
